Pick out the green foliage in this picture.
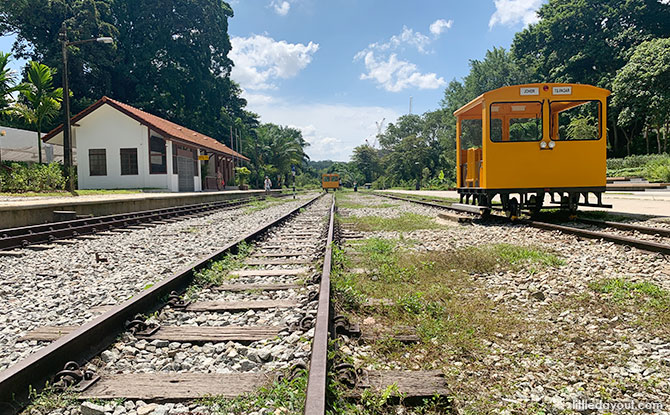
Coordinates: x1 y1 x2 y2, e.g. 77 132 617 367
340 213 444 232
590 278 669 310
0 162 66 192
234 166 251 186
607 153 670 181
200 369 307 414
16 61 64 163
0 0 248 147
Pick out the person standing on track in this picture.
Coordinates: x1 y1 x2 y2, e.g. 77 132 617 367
264 176 272 193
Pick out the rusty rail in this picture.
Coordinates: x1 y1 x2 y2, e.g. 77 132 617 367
0 193 296 251
375 192 670 255
304 198 335 414
0 193 323 414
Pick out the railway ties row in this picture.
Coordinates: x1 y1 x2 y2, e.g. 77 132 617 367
0 194 328 414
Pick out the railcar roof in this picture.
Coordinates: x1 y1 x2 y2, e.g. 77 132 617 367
453 83 610 117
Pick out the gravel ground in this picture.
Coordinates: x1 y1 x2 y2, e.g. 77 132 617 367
25 194 332 415
339 193 670 414
0 193 317 372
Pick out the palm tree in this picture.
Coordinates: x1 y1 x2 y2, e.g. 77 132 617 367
0 52 25 115
17 62 63 164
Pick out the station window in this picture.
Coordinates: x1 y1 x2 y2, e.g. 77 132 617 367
150 136 167 174
89 149 107 176
459 119 482 150
550 100 601 140
120 148 138 175
490 102 543 142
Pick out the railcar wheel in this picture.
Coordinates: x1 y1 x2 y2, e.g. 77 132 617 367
478 195 491 218
529 194 543 217
506 197 520 220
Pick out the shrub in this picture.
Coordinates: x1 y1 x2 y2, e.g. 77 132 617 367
0 162 66 193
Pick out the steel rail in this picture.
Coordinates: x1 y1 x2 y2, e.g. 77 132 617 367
0 193 323 414
577 217 670 238
374 192 472 214
0 193 293 250
523 219 670 255
374 192 670 255
304 198 335 415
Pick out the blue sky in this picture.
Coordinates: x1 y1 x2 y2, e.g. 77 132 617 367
1 0 545 161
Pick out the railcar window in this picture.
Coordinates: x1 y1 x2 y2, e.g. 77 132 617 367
460 119 482 149
550 100 601 140
490 102 543 142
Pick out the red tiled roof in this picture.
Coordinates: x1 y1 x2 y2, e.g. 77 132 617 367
42 96 249 161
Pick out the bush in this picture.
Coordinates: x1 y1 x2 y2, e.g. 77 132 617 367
607 153 670 182
0 162 66 193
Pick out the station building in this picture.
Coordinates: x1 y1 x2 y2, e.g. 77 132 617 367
43 96 247 192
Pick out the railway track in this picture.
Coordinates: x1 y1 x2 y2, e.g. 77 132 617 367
0 193 296 252
374 192 670 255
0 193 334 414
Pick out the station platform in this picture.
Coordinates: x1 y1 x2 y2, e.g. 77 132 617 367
383 189 670 219
0 189 287 229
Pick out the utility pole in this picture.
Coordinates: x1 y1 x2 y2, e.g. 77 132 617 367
409 96 413 114
60 25 74 193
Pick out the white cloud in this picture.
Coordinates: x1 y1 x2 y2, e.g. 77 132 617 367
489 0 542 28
230 35 319 90
429 19 453 36
244 96 400 161
354 51 445 93
271 0 291 16
367 26 432 54
354 22 449 92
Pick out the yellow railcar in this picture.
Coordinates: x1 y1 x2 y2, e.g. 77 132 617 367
322 173 340 191
454 83 611 217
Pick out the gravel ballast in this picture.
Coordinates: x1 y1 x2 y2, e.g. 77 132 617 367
337 192 669 414
0 193 316 372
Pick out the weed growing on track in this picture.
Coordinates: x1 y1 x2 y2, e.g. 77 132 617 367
339 213 445 232
199 369 307 414
185 242 252 299
20 385 78 414
587 278 670 331
330 233 565 413
244 197 292 214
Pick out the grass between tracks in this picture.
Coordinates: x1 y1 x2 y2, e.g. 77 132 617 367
244 196 294 213
329 234 564 414
184 242 252 299
199 369 308 414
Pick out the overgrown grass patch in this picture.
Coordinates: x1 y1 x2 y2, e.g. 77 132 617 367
185 242 252 299
590 278 670 310
339 213 445 232
243 197 291 213
20 385 78 414
199 369 307 414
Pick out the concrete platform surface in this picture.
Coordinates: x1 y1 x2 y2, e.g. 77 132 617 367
0 189 284 229
384 190 670 218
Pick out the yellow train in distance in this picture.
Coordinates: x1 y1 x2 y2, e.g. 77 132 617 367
322 173 340 191
454 83 612 218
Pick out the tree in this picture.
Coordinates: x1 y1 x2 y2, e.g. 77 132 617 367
511 0 670 155
612 38 670 155
17 62 63 163
0 52 24 114
0 0 250 146
351 145 381 183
